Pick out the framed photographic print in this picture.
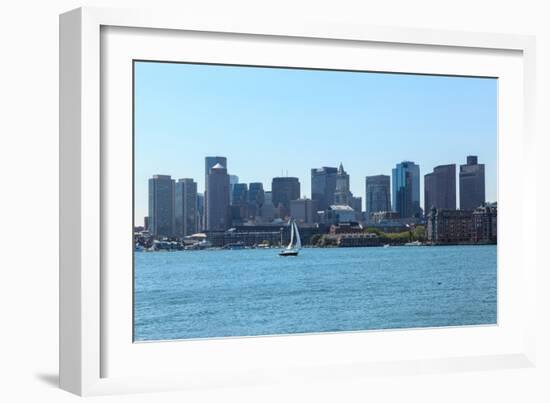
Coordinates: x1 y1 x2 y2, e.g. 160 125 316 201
60 7 537 396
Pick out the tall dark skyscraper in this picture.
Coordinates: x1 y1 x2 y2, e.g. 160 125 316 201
365 175 391 215
334 163 352 206
204 156 227 229
392 161 421 218
230 183 248 222
206 163 230 231
148 174 175 237
459 155 485 209
272 177 300 219
174 178 197 237
424 164 456 211
248 182 265 219
311 166 338 211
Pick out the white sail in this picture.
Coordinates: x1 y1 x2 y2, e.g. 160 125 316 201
294 221 302 249
286 219 295 249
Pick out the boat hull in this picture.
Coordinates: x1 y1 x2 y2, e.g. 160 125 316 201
279 251 299 256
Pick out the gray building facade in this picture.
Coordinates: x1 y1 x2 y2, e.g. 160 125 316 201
248 182 265 219
290 198 318 224
351 196 362 213
206 163 230 231
424 164 456 212
196 193 204 232
272 177 300 219
148 174 175 238
204 156 227 229
311 166 338 211
230 183 249 223
459 155 485 210
365 175 391 215
175 178 197 237
228 174 239 204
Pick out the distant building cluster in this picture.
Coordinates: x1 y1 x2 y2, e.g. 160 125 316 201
141 154 495 246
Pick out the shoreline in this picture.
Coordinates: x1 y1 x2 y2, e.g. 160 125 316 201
135 242 497 253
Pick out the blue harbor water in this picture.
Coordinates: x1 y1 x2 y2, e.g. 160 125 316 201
134 245 497 341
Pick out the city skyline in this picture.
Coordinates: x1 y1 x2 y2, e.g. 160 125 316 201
135 61 497 223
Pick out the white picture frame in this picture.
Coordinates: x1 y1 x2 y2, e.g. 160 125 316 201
59 6 537 396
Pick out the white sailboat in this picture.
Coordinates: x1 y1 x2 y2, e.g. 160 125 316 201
279 219 301 256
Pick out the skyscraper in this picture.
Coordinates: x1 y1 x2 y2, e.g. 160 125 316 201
311 166 338 211
424 164 456 211
459 155 485 210
148 174 175 237
260 191 275 223
206 163 230 231
290 198 318 224
392 161 421 218
334 163 352 206
230 183 248 222
272 177 300 219
174 178 198 237
365 175 391 215
229 174 239 204
204 156 227 229
351 196 362 214
248 182 265 219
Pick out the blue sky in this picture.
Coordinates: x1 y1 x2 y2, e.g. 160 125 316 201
134 61 497 224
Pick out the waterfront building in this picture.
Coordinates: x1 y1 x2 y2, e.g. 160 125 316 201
365 175 391 215
230 183 249 223
272 177 300 219
426 208 474 244
330 222 363 235
424 164 456 212
229 174 239 204
336 232 381 247
311 166 338 211
148 174 175 238
248 182 265 219
174 178 197 237
392 161 421 218
204 156 227 229
472 202 497 243
459 155 486 210
290 198 318 224
207 229 283 248
334 163 353 206
206 163 230 231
